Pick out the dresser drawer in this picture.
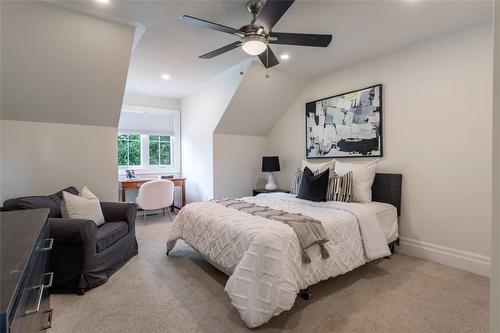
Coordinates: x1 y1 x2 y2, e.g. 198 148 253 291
10 226 53 333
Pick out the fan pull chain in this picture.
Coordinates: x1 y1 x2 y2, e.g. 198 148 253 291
240 48 244 76
265 47 269 79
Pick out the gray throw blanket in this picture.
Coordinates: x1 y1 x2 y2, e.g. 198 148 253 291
211 198 330 264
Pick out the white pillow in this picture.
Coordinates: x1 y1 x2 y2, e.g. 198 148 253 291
301 160 336 177
62 187 105 226
335 160 379 203
80 186 100 201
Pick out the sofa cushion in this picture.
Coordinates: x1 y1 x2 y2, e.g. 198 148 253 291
62 189 105 226
96 222 128 252
3 187 79 218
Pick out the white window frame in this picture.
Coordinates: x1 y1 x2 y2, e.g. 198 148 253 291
118 105 181 175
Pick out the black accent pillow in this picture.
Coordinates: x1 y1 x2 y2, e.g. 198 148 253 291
297 167 330 202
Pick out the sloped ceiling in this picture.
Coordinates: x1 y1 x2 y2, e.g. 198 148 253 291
48 0 492 98
215 61 308 136
0 1 135 127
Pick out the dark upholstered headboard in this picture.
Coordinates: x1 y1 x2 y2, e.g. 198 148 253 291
372 173 402 216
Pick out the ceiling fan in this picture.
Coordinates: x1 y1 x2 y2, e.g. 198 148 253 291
179 0 333 69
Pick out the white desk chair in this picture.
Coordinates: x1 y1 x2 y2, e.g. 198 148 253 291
136 179 174 221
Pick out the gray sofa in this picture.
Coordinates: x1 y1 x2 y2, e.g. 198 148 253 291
3 187 138 294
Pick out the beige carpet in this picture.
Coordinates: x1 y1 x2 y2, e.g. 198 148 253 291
51 214 489 333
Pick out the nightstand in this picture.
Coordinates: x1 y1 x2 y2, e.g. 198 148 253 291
252 189 290 196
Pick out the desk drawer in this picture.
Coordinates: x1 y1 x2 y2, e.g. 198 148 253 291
10 227 53 333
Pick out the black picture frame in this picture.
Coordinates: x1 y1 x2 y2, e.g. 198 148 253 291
305 84 383 159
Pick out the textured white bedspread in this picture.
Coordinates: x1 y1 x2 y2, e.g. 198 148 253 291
166 193 390 328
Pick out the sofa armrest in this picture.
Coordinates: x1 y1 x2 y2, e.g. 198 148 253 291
48 218 97 257
100 202 137 231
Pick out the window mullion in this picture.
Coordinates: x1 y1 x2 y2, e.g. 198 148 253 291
142 135 149 167
127 137 130 166
170 137 173 166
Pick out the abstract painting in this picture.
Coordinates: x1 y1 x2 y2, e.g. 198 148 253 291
305 84 382 158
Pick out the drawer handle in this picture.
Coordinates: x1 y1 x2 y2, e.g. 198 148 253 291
41 309 53 330
26 285 44 315
40 238 54 251
42 272 54 288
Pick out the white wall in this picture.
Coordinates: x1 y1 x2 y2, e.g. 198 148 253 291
181 63 248 202
491 1 500 330
0 120 118 202
182 61 308 202
213 134 268 198
215 62 309 136
267 22 493 273
0 2 134 203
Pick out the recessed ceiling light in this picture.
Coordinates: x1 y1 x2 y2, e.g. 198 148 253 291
280 54 290 60
161 74 171 80
95 0 110 4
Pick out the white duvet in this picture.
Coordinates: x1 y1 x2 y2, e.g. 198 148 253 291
166 193 390 328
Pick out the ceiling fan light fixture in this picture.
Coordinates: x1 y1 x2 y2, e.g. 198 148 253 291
242 35 268 56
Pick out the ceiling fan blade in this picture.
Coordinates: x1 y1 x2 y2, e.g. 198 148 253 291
258 46 279 68
179 15 240 35
199 41 242 59
254 0 295 34
269 32 332 47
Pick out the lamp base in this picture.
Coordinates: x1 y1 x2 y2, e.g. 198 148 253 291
265 183 277 191
264 172 277 191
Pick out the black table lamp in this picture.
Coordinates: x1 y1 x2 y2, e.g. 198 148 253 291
262 156 280 191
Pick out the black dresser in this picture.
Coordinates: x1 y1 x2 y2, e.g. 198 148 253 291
1 209 53 333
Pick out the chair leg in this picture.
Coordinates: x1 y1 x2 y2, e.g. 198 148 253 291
143 210 146 223
167 209 173 221
163 208 165 216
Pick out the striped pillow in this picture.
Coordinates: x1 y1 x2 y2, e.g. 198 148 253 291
291 168 352 202
326 171 353 202
290 168 303 194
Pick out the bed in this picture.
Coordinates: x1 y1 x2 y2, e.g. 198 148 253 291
166 173 402 328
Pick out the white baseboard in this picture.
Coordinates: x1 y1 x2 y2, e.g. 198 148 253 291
396 237 491 277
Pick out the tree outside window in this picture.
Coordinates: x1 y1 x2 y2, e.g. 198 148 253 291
118 134 141 166
149 135 171 166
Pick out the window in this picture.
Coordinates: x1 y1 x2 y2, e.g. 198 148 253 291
117 134 175 169
118 105 180 174
118 134 141 166
149 135 171 166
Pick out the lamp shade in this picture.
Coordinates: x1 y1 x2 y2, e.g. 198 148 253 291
262 156 280 172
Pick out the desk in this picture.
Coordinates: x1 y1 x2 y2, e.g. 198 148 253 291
118 177 186 211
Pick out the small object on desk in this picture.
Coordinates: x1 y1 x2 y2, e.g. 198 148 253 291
125 169 137 179
253 188 290 196
161 175 174 179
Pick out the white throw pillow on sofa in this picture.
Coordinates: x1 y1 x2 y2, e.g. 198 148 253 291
301 159 336 176
335 160 379 203
62 187 105 226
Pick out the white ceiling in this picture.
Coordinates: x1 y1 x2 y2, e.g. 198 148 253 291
52 0 493 99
